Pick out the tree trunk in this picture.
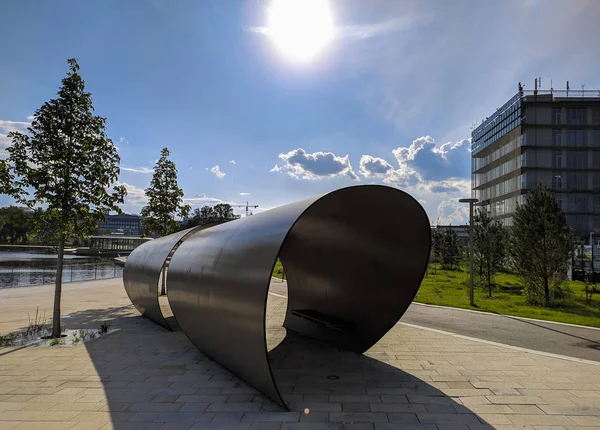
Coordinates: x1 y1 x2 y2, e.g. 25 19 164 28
544 276 550 306
160 266 166 296
51 234 65 338
487 267 492 298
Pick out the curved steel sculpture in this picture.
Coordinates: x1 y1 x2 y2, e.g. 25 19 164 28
124 185 431 409
123 226 205 329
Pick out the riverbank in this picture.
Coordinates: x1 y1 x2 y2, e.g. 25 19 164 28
0 250 122 289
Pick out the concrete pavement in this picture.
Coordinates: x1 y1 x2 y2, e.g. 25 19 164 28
270 278 600 362
402 303 600 362
1 278 600 429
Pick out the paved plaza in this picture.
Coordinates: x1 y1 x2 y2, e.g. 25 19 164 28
1 279 600 429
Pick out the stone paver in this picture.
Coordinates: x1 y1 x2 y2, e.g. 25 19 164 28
0 278 599 429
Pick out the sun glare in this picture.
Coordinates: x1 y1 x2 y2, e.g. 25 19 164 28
266 0 334 62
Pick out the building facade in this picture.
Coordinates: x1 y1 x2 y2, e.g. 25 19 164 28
471 84 600 241
96 213 144 236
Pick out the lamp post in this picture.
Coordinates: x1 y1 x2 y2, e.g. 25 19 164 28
459 198 479 307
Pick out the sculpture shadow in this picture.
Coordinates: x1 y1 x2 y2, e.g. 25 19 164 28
80 311 490 429
268 330 491 428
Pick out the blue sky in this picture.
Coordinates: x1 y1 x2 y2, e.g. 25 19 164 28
1 0 599 224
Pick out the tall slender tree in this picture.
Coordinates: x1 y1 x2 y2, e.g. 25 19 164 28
472 208 506 297
510 185 575 306
141 147 190 295
0 59 126 337
141 147 190 237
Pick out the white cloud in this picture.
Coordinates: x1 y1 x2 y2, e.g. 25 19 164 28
183 193 225 206
26 115 35 121
208 165 226 179
120 166 154 174
273 148 359 181
114 181 148 205
0 120 31 155
338 17 418 41
229 160 236 164
391 136 470 181
239 192 251 196
436 198 470 225
359 155 394 178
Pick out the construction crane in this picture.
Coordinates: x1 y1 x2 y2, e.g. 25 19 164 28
231 201 259 217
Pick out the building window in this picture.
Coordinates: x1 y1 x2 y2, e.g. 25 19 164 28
566 130 576 146
552 129 562 146
553 173 562 189
552 150 562 168
594 152 600 169
593 174 600 191
567 108 587 125
576 130 587 147
577 151 588 168
552 107 562 125
567 172 577 190
593 108 600 125
578 173 588 190
567 152 576 168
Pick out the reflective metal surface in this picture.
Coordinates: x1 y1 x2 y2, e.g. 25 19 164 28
123 226 205 330
165 185 430 408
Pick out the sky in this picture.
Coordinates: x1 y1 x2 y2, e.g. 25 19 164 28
1 0 599 224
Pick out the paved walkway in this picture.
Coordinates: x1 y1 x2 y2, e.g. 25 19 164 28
0 279 600 429
270 280 600 362
403 303 600 362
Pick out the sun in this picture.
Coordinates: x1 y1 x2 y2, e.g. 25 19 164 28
266 0 334 62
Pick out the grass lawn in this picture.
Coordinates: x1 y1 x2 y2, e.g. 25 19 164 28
272 260 600 328
417 265 600 328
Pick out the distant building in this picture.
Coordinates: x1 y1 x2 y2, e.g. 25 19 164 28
96 213 144 236
471 80 600 241
432 225 469 246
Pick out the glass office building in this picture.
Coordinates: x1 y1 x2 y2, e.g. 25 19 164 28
96 213 145 236
471 85 600 241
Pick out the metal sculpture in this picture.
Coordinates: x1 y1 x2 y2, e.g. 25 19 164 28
124 185 431 409
123 226 206 329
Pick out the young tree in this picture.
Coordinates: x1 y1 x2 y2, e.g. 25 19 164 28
440 227 460 270
510 185 575 306
472 208 506 297
0 59 126 337
141 147 190 237
430 224 443 274
141 147 190 296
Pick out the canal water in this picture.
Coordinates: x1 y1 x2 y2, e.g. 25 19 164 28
0 251 123 289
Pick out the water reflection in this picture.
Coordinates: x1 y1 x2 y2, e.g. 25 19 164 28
0 251 123 288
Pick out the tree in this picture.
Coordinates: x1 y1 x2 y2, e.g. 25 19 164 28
430 225 443 274
439 227 461 270
141 147 190 238
0 58 126 337
510 185 575 306
183 203 240 229
0 206 32 244
141 147 190 296
472 209 506 297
